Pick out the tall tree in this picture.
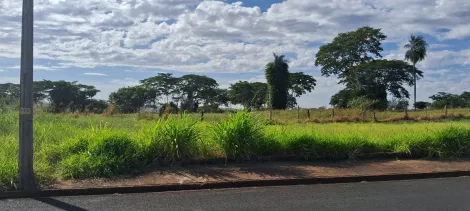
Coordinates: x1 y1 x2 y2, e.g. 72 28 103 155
140 73 178 104
265 53 290 110
315 26 387 86
228 81 267 110
109 86 156 113
404 35 428 110
288 72 316 107
177 74 219 112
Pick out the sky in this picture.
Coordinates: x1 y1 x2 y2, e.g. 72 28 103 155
0 0 469 108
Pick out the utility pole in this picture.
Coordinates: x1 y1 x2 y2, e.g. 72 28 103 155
19 0 35 191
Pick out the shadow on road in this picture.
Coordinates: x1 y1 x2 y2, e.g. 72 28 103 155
34 197 88 211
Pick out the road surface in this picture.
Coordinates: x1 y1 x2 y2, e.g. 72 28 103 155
1 177 469 211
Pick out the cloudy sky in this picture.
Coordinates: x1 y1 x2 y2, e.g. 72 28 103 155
1 0 469 107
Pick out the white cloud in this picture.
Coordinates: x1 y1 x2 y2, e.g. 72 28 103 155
84 72 108 76
1 0 470 107
0 69 4 72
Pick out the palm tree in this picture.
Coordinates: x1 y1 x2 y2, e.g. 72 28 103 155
404 35 428 111
265 53 290 109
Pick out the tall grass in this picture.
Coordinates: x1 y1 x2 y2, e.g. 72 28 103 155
2 112 470 190
213 111 265 160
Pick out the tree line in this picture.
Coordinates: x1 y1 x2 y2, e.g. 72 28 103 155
2 26 458 114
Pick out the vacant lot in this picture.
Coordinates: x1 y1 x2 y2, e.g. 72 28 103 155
2 111 470 190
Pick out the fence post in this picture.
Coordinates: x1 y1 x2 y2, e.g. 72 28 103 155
200 111 204 122
373 110 377 122
269 104 273 121
425 107 428 117
404 107 408 117
297 106 300 121
307 109 311 120
445 105 448 116
332 108 335 118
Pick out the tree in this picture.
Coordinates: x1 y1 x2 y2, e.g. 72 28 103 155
176 74 219 112
330 89 356 108
109 86 157 113
332 59 421 110
429 92 464 109
404 35 428 110
85 99 108 114
348 96 378 121
288 72 316 107
414 101 429 109
228 81 267 110
265 53 290 109
39 80 100 113
140 73 178 104
315 26 387 85
388 98 409 111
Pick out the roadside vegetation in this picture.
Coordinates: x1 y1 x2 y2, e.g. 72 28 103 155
2 111 470 190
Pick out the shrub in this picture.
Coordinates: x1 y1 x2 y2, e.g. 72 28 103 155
146 115 200 162
431 126 470 158
212 111 265 159
58 131 146 179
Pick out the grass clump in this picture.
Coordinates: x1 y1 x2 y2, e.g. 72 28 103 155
145 115 201 162
56 129 146 179
213 111 265 160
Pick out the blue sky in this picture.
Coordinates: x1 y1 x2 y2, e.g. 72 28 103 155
1 0 470 107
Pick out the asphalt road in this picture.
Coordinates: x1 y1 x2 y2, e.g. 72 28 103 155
1 177 470 211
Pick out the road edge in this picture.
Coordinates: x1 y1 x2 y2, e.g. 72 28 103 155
1 170 469 199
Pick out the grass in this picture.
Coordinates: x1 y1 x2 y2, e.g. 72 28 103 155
2 111 470 190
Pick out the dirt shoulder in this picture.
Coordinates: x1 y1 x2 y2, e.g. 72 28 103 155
54 159 470 189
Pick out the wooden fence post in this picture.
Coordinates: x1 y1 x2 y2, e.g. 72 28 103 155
373 110 377 122
200 111 204 122
297 106 300 121
425 107 428 117
269 105 273 121
332 108 335 118
445 105 448 116
307 109 311 120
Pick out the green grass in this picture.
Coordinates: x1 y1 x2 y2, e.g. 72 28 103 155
2 111 470 190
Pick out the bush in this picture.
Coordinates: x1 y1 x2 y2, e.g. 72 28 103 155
431 126 470 158
212 111 265 159
146 115 200 162
57 131 146 179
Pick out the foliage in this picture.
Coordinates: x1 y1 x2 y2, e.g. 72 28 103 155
315 26 387 83
85 99 108 114
288 72 316 107
404 35 429 65
330 89 356 108
404 34 428 108
414 101 430 109
146 115 201 162
265 53 290 110
228 81 267 110
158 102 179 115
177 74 219 112
212 111 265 159
388 98 409 111
109 86 157 113
140 73 178 104
57 131 146 179
429 92 470 109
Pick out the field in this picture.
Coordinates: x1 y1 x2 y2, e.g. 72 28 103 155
2 109 470 190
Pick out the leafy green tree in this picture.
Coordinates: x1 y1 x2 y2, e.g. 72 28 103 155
177 74 219 112
414 101 429 109
315 26 387 84
330 89 357 108
85 99 108 114
140 73 178 104
429 92 464 109
388 98 409 111
109 86 157 113
404 35 428 110
265 53 290 109
40 80 100 113
288 72 316 107
228 81 267 110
